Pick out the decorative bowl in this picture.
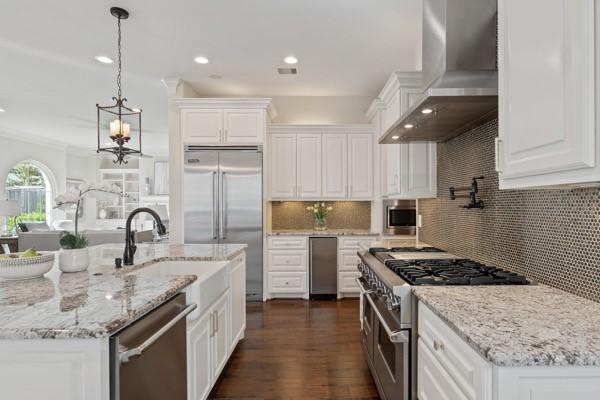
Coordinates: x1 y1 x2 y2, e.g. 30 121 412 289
0 253 55 280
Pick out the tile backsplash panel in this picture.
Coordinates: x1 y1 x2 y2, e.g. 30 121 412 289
419 119 600 302
271 201 371 230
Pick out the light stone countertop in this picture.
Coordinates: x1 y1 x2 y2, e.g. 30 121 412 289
412 285 600 367
267 229 379 236
0 243 246 340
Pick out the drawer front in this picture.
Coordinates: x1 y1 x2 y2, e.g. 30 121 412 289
418 339 469 400
268 250 307 272
338 236 374 250
339 271 361 292
268 272 307 293
418 303 493 400
267 236 307 250
338 249 360 272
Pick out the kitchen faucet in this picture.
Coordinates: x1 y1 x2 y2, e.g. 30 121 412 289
123 207 167 266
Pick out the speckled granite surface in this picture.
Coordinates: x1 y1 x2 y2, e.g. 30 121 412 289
0 243 246 340
413 285 600 367
267 230 379 236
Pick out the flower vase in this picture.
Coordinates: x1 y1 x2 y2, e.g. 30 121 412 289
59 248 90 273
314 218 327 231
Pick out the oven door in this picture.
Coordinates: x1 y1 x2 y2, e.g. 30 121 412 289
356 277 374 359
367 292 410 400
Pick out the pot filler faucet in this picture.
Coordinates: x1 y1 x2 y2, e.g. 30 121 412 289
123 207 167 266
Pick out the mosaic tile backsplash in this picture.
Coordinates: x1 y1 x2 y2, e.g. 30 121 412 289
419 119 600 302
270 201 371 230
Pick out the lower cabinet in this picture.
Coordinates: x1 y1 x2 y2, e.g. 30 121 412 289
229 255 246 351
188 290 230 400
418 301 600 400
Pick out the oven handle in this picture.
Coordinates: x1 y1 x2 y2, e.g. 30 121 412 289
355 276 373 296
119 303 197 363
365 292 409 344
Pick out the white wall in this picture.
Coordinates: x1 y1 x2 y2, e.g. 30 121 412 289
271 96 372 124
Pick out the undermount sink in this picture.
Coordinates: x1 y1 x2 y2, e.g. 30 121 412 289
130 260 230 319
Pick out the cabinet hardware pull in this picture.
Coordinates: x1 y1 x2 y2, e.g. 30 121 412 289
215 311 219 332
433 340 444 351
495 137 503 173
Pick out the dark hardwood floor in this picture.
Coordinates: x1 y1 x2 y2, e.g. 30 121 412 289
209 299 380 400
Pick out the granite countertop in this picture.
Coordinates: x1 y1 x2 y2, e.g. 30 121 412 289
412 285 600 367
267 229 379 236
0 243 247 340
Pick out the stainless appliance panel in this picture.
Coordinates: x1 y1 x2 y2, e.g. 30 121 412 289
184 151 219 244
383 200 417 236
218 149 263 301
110 293 193 400
309 237 337 296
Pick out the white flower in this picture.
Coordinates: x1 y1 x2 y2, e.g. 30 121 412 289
78 182 90 193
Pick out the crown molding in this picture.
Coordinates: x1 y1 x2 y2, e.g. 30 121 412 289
365 98 385 121
173 97 277 120
162 77 183 97
378 70 422 103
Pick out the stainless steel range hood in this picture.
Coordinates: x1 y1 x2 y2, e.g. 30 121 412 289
380 0 498 144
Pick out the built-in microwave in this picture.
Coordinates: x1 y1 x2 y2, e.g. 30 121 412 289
383 200 416 236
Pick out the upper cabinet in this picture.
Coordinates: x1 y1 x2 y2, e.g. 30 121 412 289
268 125 374 200
176 99 276 145
497 0 599 189
368 71 437 199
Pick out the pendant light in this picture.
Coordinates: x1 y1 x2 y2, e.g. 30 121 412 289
96 7 142 164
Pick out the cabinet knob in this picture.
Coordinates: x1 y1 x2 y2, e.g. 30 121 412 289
433 340 445 351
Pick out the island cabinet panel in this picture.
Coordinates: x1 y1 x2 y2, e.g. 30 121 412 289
497 0 599 189
0 338 110 400
229 254 246 352
188 311 213 400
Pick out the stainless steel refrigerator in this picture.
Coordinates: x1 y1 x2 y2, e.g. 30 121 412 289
184 146 263 301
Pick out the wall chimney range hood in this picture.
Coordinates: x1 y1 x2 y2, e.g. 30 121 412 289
380 0 498 144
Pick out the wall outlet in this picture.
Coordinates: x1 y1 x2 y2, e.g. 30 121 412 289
417 214 423 228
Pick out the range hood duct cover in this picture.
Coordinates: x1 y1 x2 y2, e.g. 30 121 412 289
381 0 498 144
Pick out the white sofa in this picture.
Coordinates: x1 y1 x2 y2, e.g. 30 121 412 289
18 229 154 252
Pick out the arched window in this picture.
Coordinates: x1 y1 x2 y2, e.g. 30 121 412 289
4 161 55 234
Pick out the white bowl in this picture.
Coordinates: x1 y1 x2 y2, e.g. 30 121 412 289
0 253 55 280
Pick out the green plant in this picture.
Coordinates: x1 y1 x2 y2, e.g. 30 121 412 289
59 232 89 250
7 212 46 235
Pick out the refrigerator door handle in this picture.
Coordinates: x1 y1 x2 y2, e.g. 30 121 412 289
212 171 218 239
219 172 227 240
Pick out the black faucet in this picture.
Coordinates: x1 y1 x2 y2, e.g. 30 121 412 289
123 207 167 266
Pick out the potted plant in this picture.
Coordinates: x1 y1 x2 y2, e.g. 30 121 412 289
306 202 333 231
54 183 127 272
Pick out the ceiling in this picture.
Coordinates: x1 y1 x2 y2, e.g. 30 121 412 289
0 0 422 155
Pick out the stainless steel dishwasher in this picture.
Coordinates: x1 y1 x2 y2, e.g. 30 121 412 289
309 237 338 299
110 293 197 400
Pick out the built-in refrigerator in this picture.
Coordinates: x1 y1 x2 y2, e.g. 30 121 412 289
184 146 263 301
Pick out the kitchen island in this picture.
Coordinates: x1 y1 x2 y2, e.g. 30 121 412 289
0 243 247 400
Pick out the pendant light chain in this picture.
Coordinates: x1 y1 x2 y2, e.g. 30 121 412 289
117 15 122 100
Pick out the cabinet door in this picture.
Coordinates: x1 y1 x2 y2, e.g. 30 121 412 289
188 311 213 400
401 142 437 198
181 109 223 143
212 291 230 380
229 258 246 351
296 134 322 198
384 91 401 132
498 0 596 188
418 339 469 400
322 134 348 198
269 134 297 198
348 134 373 199
385 145 401 195
223 109 264 144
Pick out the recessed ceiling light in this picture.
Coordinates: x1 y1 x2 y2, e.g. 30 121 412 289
392 135 400 140
421 108 433 114
404 124 414 129
0 108 5 113
95 55 113 64
283 56 298 65
194 56 209 64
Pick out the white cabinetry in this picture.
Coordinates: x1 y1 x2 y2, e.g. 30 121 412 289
229 254 246 352
267 236 309 299
418 301 600 400
322 133 348 198
269 134 297 198
268 125 374 200
348 134 374 199
337 236 374 298
176 99 274 145
296 134 322 198
369 71 438 199
497 0 599 189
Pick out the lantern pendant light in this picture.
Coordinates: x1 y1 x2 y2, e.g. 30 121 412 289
96 7 142 164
